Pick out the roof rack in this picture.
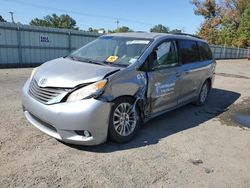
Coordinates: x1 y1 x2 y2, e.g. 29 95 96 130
168 32 203 40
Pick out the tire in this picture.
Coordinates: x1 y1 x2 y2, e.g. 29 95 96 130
108 97 141 143
194 81 210 106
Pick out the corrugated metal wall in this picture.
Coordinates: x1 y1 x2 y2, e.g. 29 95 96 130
0 22 249 68
0 22 100 67
210 45 249 59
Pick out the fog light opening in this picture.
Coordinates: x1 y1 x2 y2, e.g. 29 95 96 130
75 130 91 137
83 130 91 137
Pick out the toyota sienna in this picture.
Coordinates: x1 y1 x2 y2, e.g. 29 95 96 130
22 32 216 145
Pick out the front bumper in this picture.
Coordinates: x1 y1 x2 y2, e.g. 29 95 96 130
22 80 112 145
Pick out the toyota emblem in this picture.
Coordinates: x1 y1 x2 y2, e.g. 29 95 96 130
39 78 47 85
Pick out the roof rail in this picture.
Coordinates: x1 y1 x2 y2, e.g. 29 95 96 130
168 32 203 40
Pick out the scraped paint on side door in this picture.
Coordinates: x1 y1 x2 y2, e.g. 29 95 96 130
146 40 181 114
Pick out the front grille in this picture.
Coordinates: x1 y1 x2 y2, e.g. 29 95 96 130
29 79 67 104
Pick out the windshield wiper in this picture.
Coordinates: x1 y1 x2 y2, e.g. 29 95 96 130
67 56 106 66
68 55 128 67
84 59 107 66
67 55 80 61
102 61 128 67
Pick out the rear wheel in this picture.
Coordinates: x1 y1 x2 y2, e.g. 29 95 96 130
108 97 140 143
194 81 210 106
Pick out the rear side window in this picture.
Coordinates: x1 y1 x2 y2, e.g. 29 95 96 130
179 40 200 64
198 42 213 61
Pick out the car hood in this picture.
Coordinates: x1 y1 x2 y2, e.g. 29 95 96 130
34 57 121 88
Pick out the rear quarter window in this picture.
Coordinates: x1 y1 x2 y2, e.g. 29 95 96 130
198 42 213 61
178 40 200 64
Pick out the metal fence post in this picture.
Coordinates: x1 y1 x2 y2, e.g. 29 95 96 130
68 31 71 54
17 24 23 67
237 46 240 59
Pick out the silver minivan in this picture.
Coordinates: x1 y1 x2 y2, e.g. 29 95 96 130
22 32 216 145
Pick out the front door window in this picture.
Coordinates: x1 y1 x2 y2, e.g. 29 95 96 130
153 41 178 69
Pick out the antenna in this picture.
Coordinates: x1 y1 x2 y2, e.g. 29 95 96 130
9 11 15 23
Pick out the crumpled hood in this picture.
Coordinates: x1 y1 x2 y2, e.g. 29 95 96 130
34 57 120 88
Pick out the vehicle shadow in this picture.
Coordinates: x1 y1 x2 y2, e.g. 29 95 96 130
64 88 240 152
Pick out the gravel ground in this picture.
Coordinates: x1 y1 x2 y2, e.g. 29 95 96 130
0 59 250 188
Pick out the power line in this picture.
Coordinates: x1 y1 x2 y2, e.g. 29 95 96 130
3 0 154 26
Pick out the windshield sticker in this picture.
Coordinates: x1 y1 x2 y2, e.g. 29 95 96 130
126 40 150 45
129 58 138 64
106 55 118 63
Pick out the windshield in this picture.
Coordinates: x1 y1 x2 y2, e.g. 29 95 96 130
69 36 151 66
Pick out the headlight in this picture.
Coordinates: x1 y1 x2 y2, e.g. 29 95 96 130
66 79 108 102
30 68 37 80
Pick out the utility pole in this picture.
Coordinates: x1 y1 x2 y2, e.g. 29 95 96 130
9 11 15 23
114 18 120 29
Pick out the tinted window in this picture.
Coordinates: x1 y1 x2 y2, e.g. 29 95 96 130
179 40 200 64
153 41 178 69
198 42 213 61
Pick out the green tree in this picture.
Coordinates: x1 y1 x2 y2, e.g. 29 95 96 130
192 0 250 46
170 29 183 33
236 5 250 47
217 22 238 46
198 20 220 44
88 27 106 34
150 24 169 33
88 27 98 33
115 26 133 33
108 26 133 33
0 15 6 22
219 0 250 47
222 0 250 27
30 14 78 30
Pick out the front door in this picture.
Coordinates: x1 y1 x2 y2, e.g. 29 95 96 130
146 40 181 114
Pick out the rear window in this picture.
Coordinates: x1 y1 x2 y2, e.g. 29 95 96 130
179 40 200 64
198 42 213 61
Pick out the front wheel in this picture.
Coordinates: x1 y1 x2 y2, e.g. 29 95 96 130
108 98 141 143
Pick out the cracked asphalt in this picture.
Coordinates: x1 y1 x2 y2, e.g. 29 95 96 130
0 59 250 188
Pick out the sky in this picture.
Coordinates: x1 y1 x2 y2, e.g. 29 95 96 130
0 0 204 34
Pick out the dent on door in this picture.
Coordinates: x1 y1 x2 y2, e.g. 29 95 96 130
146 68 180 114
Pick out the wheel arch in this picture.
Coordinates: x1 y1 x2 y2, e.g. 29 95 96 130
110 95 145 121
205 77 212 92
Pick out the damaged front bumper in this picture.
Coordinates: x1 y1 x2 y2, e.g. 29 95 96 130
22 80 112 145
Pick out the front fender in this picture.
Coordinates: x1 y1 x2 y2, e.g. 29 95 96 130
99 68 148 102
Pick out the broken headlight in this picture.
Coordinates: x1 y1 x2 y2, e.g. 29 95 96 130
66 79 108 102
